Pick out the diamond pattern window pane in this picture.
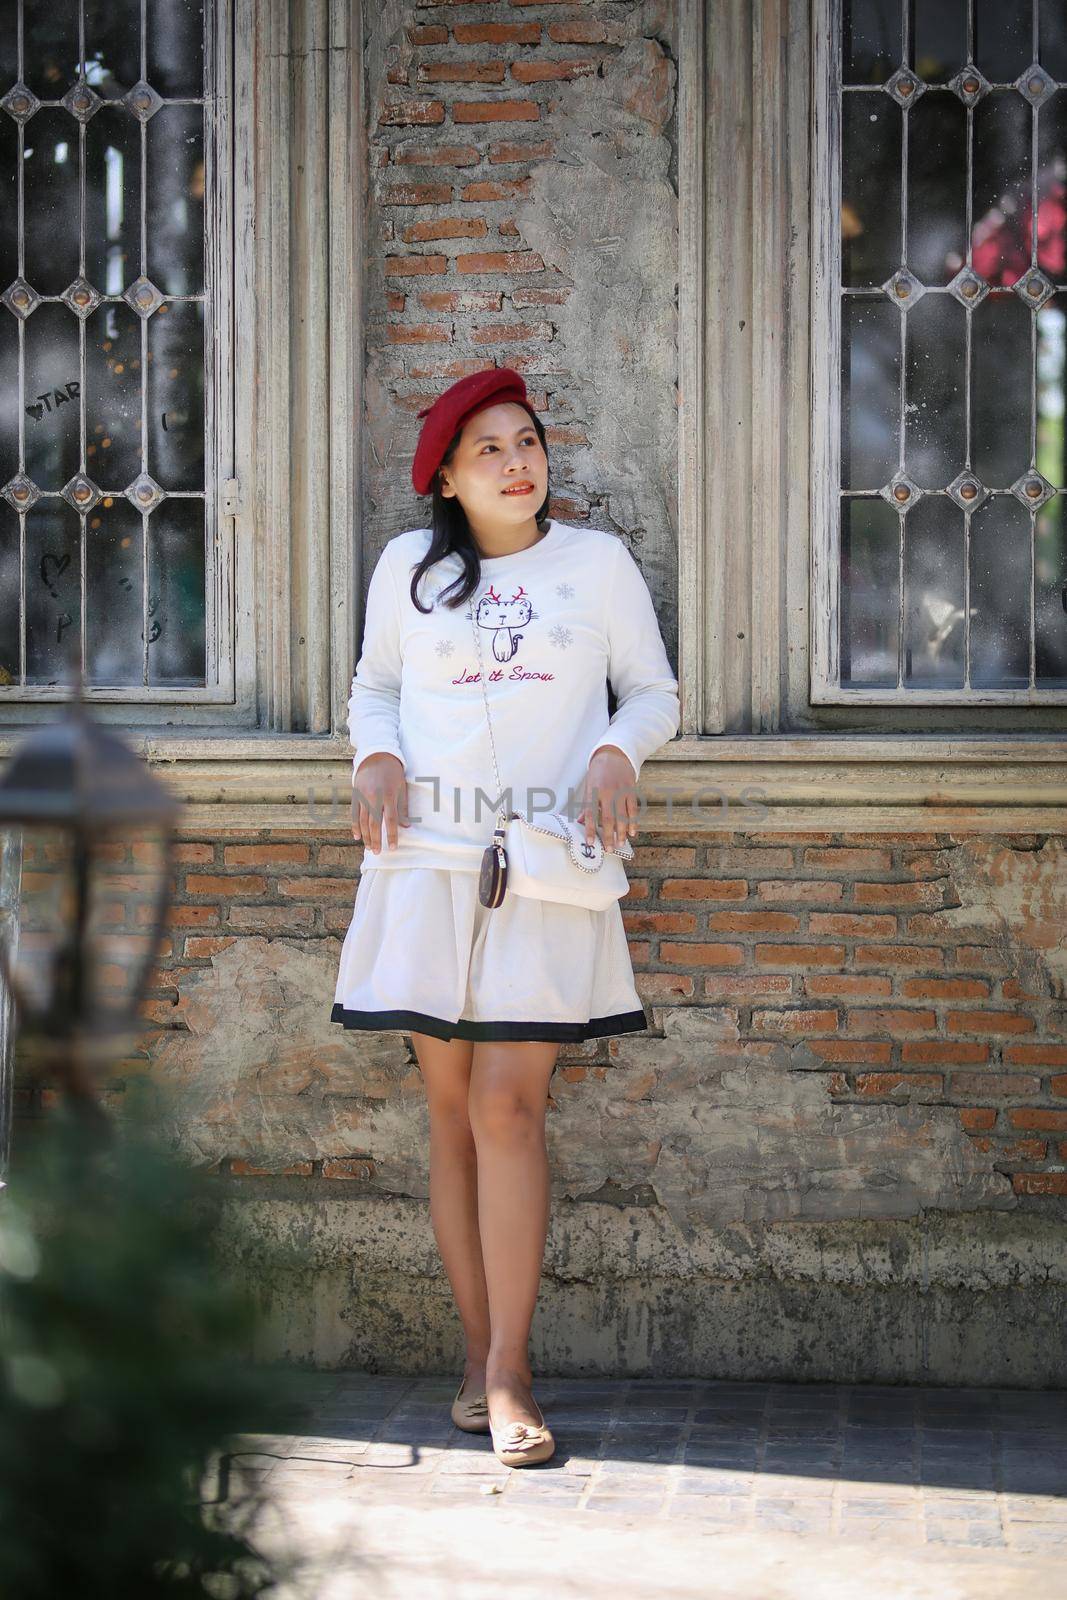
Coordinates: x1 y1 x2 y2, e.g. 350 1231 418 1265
1044 4 1067 84
904 294 967 487
837 0 1067 694
840 496 900 685
147 1 205 100
85 1 141 98
0 505 18 684
902 494 966 688
0 0 209 691
841 298 899 488
908 93 967 283
23 3 80 104
973 1 1031 82
842 0 898 86
842 91 901 285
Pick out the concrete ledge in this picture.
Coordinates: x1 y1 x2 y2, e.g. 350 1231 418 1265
212 1190 1067 1386
4 731 1067 831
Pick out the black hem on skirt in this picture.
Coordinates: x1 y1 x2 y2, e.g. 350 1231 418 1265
329 1001 649 1043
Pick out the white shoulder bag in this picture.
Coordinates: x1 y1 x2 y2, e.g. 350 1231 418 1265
467 578 634 912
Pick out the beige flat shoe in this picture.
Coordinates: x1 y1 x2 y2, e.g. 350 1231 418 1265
451 1376 490 1433
489 1396 555 1468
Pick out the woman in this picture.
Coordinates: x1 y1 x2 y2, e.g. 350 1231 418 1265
332 367 680 1467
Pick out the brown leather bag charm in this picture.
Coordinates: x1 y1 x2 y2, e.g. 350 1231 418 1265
479 816 508 908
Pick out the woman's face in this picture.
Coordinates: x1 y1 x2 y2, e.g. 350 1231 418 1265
437 401 548 535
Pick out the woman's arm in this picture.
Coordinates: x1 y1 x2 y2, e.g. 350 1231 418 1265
586 538 681 780
348 543 405 784
578 538 680 849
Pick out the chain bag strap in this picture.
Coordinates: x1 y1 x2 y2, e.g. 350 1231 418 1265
469 583 510 908
467 571 633 912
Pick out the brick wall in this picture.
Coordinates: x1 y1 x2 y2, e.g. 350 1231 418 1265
623 832 1067 1199
10 821 1067 1377
203 828 1058 1200
363 1 680 644
15 824 1064 1198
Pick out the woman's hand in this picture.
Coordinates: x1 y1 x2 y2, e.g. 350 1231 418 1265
351 753 411 853
578 746 638 850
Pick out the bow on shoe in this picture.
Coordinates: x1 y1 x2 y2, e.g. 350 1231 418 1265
497 1420 545 1449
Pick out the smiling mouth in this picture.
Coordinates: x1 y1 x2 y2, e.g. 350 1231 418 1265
502 484 534 495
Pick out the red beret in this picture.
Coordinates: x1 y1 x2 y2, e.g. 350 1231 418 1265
411 366 539 495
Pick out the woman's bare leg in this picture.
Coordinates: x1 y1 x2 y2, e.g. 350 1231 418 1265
410 1032 491 1391
468 1039 560 1430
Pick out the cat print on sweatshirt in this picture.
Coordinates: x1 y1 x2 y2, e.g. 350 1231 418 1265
471 583 540 663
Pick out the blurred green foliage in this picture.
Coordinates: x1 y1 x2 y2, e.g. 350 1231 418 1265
0 1081 307 1597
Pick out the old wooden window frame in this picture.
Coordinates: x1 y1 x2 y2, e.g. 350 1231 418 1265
0 0 237 716
667 0 1067 832
810 0 1067 707
0 0 361 744
2 0 1065 835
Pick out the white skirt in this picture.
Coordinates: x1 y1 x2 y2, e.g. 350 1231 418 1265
331 865 648 1043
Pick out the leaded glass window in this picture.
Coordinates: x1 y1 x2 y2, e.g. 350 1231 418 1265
0 2 225 696
814 0 1067 701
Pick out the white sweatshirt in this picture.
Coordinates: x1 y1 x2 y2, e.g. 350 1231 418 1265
347 518 680 873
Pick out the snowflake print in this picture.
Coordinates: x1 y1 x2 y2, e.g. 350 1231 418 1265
548 624 573 650
555 582 574 599
435 638 455 657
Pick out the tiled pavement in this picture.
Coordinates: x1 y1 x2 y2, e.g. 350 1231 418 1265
224 1371 1067 1598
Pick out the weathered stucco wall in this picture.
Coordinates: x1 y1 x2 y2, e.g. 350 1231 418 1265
13 7 1067 1380
363 0 680 657
14 822 1062 1382
211 1191 1064 1384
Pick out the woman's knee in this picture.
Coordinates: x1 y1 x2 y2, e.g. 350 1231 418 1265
423 1078 477 1145
468 1056 553 1147
469 1088 544 1148
429 1097 478 1152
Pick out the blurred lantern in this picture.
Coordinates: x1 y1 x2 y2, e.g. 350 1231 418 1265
0 669 182 1130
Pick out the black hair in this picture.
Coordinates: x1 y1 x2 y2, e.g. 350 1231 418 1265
407 408 552 614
